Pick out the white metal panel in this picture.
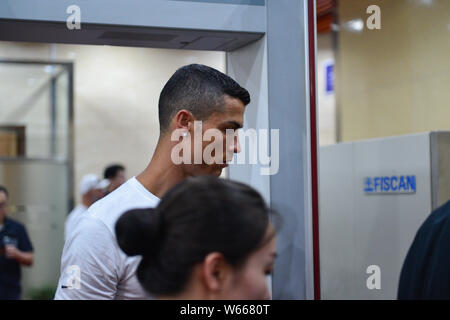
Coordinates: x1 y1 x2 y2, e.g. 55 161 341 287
319 142 357 299
227 37 270 203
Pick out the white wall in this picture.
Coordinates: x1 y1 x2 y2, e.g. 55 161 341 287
337 0 450 142
317 33 336 146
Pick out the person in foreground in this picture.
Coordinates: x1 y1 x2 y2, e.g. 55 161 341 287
116 176 277 300
398 200 450 299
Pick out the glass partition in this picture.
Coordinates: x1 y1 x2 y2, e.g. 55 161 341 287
0 60 73 299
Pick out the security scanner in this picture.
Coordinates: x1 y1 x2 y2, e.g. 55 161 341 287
319 131 450 299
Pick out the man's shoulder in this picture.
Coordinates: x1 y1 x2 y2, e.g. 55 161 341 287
64 214 115 257
69 204 87 216
413 200 450 246
5 217 26 232
421 200 450 230
432 200 450 221
85 178 159 235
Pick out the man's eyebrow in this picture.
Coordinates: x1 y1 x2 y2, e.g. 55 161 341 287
222 121 243 129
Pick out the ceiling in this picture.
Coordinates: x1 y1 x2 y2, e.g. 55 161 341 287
0 19 263 52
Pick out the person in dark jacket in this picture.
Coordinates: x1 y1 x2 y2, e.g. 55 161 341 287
0 185 34 300
398 200 450 299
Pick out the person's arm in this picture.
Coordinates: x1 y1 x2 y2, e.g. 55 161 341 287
54 218 121 300
5 246 34 266
11 223 35 266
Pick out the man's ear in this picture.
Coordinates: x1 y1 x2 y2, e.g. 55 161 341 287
174 109 195 131
201 252 231 293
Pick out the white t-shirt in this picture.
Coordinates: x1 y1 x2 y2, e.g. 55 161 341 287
64 204 87 242
55 177 160 300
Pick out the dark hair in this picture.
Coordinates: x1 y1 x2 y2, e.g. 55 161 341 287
104 164 125 179
115 176 275 296
0 185 8 198
158 64 250 134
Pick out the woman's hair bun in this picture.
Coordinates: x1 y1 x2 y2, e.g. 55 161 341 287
115 208 162 256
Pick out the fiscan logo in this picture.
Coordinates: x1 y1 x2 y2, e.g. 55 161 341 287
364 175 416 194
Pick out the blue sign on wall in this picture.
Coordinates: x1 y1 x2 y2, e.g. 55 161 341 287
364 175 416 194
325 62 334 94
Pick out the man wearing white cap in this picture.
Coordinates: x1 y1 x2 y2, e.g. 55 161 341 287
64 174 109 241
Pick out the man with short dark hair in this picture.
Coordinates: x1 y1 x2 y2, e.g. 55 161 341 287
0 185 34 300
103 164 126 193
55 64 250 299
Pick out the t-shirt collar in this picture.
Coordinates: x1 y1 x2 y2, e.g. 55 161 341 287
129 176 160 203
